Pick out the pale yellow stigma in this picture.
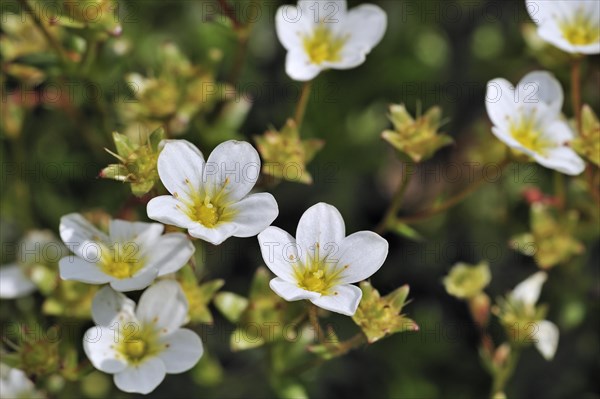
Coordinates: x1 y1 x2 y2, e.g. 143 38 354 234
302 25 348 65
509 114 551 154
195 197 220 228
99 242 144 279
559 10 600 46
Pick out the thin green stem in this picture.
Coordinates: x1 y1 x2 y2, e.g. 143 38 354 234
490 347 520 399
294 81 313 130
308 304 324 342
18 0 70 66
571 57 582 134
553 171 566 210
396 159 510 224
376 163 413 234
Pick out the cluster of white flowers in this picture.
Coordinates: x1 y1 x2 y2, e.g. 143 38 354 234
4 0 596 394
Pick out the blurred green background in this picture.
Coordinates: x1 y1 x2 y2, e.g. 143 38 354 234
1 0 599 398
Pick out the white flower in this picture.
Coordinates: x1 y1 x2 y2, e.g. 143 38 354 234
147 140 279 245
257 202 388 316
0 364 44 399
0 230 64 299
526 0 600 54
276 0 387 81
485 70 585 175
83 281 203 395
510 271 559 360
59 215 194 292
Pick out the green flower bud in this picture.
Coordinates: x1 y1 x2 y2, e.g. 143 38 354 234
177 266 224 324
443 261 491 299
352 281 418 344
382 104 453 162
254 119 325 184
19 330 60 377
572 104 600 166
100 128 165 196
510 203 583 269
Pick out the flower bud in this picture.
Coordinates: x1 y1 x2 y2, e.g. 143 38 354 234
254 119 325 184
381 104 453 162
572 104 599 166
443 261 491 300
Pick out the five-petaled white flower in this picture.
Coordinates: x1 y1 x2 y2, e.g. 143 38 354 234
526 0 600 54
485 70 585 175
257 202 388 316
510 271 559 361
59 214 194 292
147 140 279 245
83 280 203 395
276 0 387 81
0 364 44 399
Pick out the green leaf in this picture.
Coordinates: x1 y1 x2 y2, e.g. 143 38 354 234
214 292 249 323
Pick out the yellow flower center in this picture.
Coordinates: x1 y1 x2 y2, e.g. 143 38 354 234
195 201 220 228
303 25 348 65
117 324 162 364
124 340 147 359
173 178 236 229
509 114 551 155
294 247 348 295
559 11 600 46
99 242 144 279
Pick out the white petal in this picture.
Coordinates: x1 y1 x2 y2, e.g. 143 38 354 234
188 222 238 245
59 213 108 259
146 233 195 276
157 140 205 205
147 195 196 229
335 231 388 284
59 256 112 284
275 5 312 50
158 329 203 373
203 140 261 204
518 71 563 115
83 326 128 374
490 126 531 154
511 271 547 306
258 227 298 282
296 203 345 264
343 4 386 53
285 49 322 81
310 284 362 316
113 358 166 395
92 285 136 326
0 264 36 299
136 280 188 335
109 220 164 246
485 78 517 131
534 320 559 360
227 193 279 238
270 277 320 301
109 267 159 292
534 145 585 176
542 118 575 143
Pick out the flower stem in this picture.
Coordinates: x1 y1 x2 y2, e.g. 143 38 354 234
553 171 566 210
294 81 313 130
490 347 520 399
396 159 510 224
376 163 413 234
308 303 324 342
218 0 242 29
571 57 582 134
18 0 70 66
